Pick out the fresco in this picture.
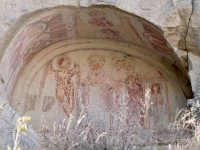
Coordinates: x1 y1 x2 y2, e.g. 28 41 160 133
125 17 179 61
78 9 133 42
10 49 171 144
3 12 78 94
94 28 123 40
1 8 180 97
79 10 121 27
46 54 80 117
146 81 169 128
149 83 165 125
142 23 179 61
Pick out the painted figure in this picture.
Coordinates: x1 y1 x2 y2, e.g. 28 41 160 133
81 53 108 135
125 74 144 126
149 83 165 127
123 59 135 76
143 23 179 61
85 53 106 106
122 58 144 125
23 33 50 62
110 58 144 126
47 55 80 117
89 17 113 27
100 28 122 40
110 59 125 109
88 10 117 27
125 75 143 101
80 10 120 29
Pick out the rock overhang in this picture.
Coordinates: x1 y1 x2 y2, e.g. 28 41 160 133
0 6 191 97
0 2 198 148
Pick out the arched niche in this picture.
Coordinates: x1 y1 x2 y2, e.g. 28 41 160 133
0 6 188 96
0 6 192 145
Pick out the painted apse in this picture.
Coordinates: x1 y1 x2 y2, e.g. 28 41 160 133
1 7 180 96
11 49 173 144
1 7 192 145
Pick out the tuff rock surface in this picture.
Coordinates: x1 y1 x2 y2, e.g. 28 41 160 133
0 0 200 149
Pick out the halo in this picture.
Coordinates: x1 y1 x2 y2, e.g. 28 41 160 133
149 82 163 93
123 58 133 63
122 58 135 68
56 54 72 69
111 57 123 69
87 53 105 69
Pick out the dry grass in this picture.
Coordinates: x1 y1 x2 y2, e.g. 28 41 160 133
37 105 199 150
36 97 200 150
1 98 200 149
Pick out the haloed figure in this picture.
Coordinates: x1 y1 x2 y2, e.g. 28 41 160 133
86 53 106 105
85 53 112 135
149 83 164 127
85 54 109 123
48 55 80 117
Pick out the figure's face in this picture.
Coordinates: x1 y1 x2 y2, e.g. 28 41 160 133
152 84 159 94
60 58 69 68
91 58 100 69
115 60 122 71
124 61 132 71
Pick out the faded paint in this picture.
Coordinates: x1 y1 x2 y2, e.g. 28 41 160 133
0 6 192 146
1 7 182 97
9 39 188 144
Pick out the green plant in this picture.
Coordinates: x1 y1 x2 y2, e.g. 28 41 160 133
7 116 31 150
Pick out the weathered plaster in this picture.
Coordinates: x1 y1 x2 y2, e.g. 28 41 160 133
10 38 190 145
0 0 193 53
0 0 199 148
0 7 188 98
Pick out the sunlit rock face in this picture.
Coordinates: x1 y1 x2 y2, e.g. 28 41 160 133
1 7 192 146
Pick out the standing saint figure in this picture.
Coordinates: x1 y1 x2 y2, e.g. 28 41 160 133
149 83 164 127
47 55 80 117
83 53 108 137
110 59 124 110
85 53 106 107
122 59 144 126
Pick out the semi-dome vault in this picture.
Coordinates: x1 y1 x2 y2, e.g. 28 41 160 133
0 6 192 144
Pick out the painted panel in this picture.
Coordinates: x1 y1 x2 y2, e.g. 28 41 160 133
11 50 171 144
